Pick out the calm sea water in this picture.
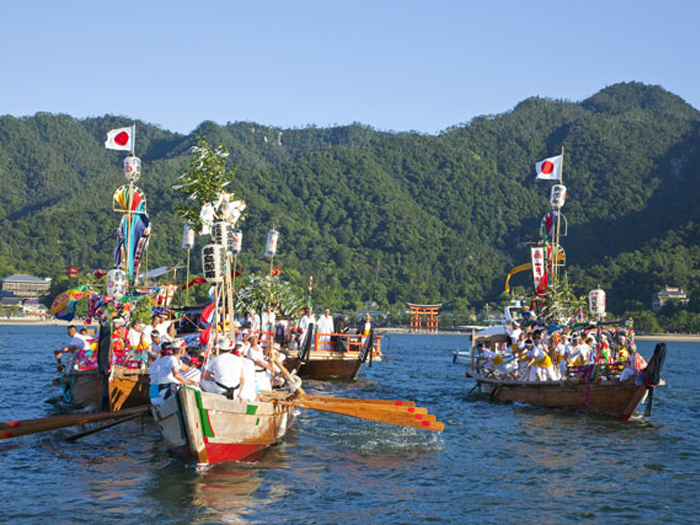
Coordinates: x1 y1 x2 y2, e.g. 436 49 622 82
0 325 698 524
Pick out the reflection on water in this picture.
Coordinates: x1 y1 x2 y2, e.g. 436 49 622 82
0 327 699 523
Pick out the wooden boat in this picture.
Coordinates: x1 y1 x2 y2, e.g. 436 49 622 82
461 151 666 419
52 366 150 412
465 322 666 421
284 330 383 380
465 362 663 420
151 386 295 465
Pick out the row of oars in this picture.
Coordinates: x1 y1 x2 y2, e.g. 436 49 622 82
0 360 445 441
270 357 444 431
285 394 444 431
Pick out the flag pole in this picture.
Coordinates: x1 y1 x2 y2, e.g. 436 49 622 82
185 247 191 306
553 146 565 285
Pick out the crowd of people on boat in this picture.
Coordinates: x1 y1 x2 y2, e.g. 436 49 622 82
476 318 647 383
54 306 375 406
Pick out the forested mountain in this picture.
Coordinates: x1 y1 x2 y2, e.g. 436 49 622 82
1 82 699 330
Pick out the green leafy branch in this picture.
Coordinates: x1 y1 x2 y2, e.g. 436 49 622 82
174 135 237 230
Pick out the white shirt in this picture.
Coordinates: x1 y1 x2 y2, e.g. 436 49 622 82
247 345 266 367
509 327 522 343
247 346 272 391
528 343 546 362
299 314 315 334
142 324 156 346
261 311 276 330
206 353 244 389
247 314 261 332
575 343 592 363
317 314 334 335
129 328 143 349
68 334 89 351
156 320 173 339
240 358 257 400
149 355 181 385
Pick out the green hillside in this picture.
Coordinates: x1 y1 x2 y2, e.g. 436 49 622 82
1 82 699 330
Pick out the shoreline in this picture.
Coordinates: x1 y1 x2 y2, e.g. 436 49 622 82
0 318 96 327
381 327 700 342
3 319 699 342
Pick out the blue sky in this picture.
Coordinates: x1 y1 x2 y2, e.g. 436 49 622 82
1 1 698 135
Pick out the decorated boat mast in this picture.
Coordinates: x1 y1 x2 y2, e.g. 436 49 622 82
528 148 605 323
173 136 246 350
106 125 151 293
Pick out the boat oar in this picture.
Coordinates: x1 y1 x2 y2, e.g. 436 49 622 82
299 395 428 415
65 412 143 442
272 356 305 394
300 393 417 409
281 396 444 431
269 357 443 431
0 406 150 440
644 387 655 417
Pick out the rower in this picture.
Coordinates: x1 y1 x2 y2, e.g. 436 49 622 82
201 339 245 400
54 324 90 368
554 333 572 380
525 331 556 381
247 335 274 392
149 340 197 406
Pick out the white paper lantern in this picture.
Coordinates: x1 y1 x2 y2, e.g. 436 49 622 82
182 222 195 250
202 244 225 284
265 230 279 258
589 289 606 318
550 184 567 209
106 269 126 300
124 156 141 182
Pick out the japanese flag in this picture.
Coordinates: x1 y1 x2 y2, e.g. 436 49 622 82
105 126 134 151
535 154 562 181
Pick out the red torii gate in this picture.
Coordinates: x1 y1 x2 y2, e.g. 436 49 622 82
407 303 442 333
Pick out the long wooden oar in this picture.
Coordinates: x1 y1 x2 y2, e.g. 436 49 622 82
300 395 428 415
272 357 416 407
0 406 150 440
270 356 444 431
281 397 444 431
300 393 417 408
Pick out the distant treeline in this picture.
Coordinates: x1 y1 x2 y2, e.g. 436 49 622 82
1 81 699 332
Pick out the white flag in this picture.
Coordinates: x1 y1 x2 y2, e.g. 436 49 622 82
535 154 562 181
105 126 135 151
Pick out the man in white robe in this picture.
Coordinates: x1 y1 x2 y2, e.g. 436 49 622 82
317 308 334 351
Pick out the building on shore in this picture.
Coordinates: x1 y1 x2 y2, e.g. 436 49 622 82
651 285 689 313
0 274 52 300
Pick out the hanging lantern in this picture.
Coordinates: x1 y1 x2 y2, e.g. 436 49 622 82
550 184 567 209
106 269 126 300
231 228 242 255
182 222 195 250
265 229 279 258
202 244 225 284
589 288 606 318
211 220 228 246
124 156 142 182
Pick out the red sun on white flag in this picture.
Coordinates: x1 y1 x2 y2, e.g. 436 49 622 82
105 126 135 151
535 154 562 181
114 132 130 147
